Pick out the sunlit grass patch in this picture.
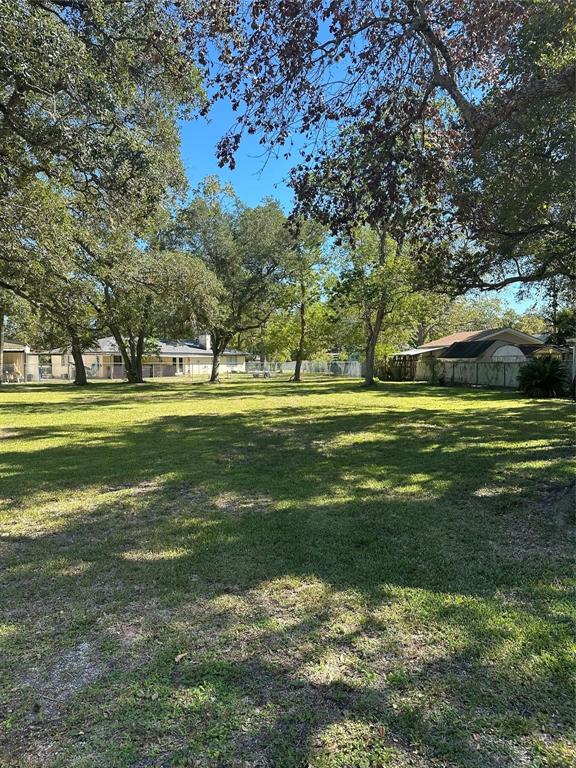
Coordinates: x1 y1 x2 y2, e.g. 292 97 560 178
0 378 573 767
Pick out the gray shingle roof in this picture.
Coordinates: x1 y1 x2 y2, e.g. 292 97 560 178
52 337 245 357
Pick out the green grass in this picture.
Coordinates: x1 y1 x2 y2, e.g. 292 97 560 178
0 377 574 767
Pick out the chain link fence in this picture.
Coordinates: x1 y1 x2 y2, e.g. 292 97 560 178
246 360 363 378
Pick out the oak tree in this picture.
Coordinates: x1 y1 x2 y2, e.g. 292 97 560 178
168 179 291 382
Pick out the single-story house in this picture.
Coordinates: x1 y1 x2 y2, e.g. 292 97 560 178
51 334 246 380
1 339 42 382
391 328 566 381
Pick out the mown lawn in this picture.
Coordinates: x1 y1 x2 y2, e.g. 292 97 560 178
0 378 574 768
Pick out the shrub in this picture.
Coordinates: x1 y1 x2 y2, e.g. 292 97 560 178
518 356 569 398
377 360 406 381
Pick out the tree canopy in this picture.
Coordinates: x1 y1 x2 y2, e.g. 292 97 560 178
1 0 200 200
188 0 574 160
186 0 575 290
1 1 572 385
166 178 292 381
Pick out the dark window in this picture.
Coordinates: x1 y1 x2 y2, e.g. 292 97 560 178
113 355 122 364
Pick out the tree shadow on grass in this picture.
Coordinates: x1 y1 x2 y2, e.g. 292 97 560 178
1 402 573 597
0 391 573 766
1 391 571 497
3 500 570 768
0 377 545 414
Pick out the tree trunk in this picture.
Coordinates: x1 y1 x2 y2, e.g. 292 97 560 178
122 336 141 383
70 335 88 386
293 293 306 383
363 307 385 386
0 305 5 385
550 281 559 343
136 330 145 382
209 332 231 383
293 354 303 383
124 354 143 384
416 323 427 347
125 364 140 383
109 326 144 383
363 226 389 387
210 348 222 383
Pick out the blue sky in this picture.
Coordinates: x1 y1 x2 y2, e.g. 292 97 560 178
179 100 299 210
179 105 538 312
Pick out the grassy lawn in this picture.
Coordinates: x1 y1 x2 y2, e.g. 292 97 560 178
0 378 574 767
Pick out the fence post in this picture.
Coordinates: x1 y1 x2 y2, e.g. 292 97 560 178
503 364 506 388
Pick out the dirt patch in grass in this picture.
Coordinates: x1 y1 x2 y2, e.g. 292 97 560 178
106 479 163 495
6 642 107 766
536 480 575 526
490 481 575 564
22 642 105 720
0 429 21 440
213 492 273 517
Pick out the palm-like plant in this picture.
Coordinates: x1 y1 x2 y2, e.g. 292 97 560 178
518 356 569 398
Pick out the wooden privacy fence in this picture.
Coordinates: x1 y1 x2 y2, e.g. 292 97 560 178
415 358 525 388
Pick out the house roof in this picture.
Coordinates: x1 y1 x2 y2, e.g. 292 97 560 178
439 340 553 360
392 327 547 358
393 346 444 357
440 340 497 358
419 331 480 348
3 338 28 351
519 344 569 357
420 327 545 350
52 337 245 357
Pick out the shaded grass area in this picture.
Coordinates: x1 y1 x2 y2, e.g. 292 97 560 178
0 378 574 767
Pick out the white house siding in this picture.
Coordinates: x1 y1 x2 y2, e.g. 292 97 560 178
50 352 245 379
183 358 212 376
50 354 69 378
183 355 245 376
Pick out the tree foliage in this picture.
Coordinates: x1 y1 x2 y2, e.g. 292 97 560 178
275 218 327 380
334 227 414 384
186 1 574 289
97 246 221 383
255 300 333 363
189 0 574 159
0 0 200 201
167 178 291 381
